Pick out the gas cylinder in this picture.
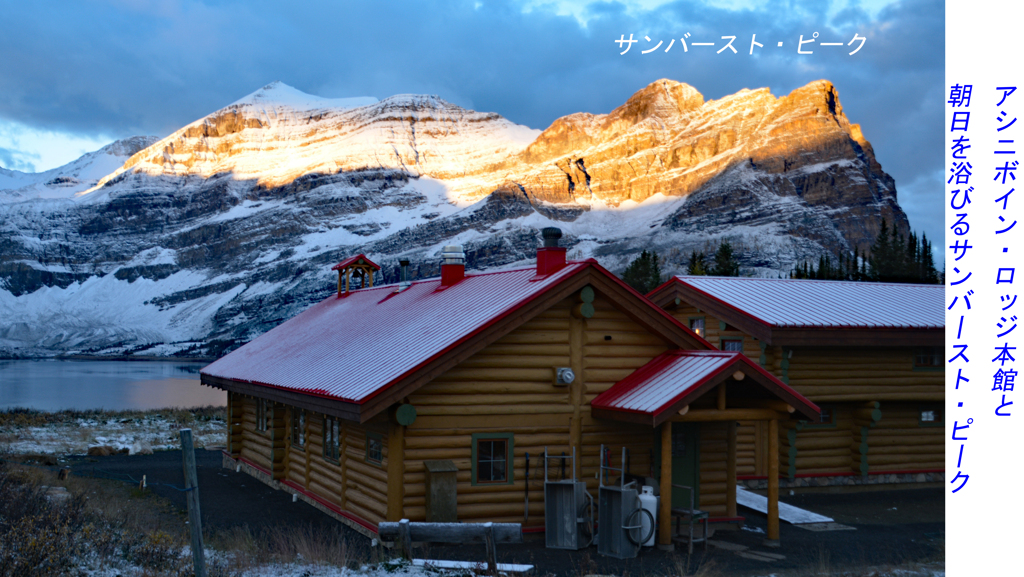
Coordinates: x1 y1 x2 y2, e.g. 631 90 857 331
639 485 659 547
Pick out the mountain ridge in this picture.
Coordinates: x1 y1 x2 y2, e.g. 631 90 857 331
0 78 908 358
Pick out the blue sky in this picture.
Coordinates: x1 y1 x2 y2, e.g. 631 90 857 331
0 0 942 253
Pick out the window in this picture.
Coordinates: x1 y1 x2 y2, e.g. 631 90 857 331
365 432 383 465
914 347 942 369
291 409 305 450
471 433 514 485
323 416 340 462
721 338 743 352
256 399 269 432
804 405 836 428
689 317 705 338
920 405 943 427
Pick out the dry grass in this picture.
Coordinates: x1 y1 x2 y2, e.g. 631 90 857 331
209 523 356 572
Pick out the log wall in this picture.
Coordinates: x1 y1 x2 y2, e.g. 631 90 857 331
866 402 944 472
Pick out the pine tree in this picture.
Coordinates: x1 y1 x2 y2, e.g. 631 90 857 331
687 250 707 276
622 250 663 294
710 241 740 276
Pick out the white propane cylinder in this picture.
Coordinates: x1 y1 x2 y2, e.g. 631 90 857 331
639 485 659 547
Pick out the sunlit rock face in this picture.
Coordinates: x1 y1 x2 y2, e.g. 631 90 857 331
0 80 908 357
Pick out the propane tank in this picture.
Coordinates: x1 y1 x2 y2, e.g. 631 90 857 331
639 485 659 547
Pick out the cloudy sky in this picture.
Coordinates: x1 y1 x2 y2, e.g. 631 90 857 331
0 0 942 252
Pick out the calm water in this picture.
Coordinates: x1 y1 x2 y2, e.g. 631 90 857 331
0 360 226 411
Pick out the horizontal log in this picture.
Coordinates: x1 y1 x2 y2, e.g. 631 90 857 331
869 433 945 443
412 415 572 430
418 382 558 395
673 409 788 422
798 448 849 458
346 459 388 483
494 331 570 345
864 445 944 456
407 426 568 438
378 521 522 544
795 456 853 468
584 332 668 346
800 393 945 402
484 343 572 356
410 393 568 407
459 355 572 369
239 448 271 468
867 454 946 466
795 438 850 452
441 368 554 381
416 405 574 416
346 493 386 520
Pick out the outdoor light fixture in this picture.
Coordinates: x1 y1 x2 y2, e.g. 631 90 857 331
555 367 575 385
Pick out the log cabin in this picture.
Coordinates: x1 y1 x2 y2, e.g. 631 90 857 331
200 230 819 548
646 276 944 490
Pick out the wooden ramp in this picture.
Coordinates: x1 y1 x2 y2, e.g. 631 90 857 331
735 486 834 525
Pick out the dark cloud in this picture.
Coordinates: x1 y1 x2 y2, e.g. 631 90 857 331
0 0 942 245
0 147 39 172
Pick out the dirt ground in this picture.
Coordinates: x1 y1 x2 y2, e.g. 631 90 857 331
62 450 944 576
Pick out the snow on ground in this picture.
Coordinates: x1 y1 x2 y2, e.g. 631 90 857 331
0 414 225 455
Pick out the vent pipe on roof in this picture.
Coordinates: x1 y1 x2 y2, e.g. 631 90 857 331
537 227 567 276
440 245 465 287
399 259 411 291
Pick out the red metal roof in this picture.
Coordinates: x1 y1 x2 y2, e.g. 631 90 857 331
331 254 380 271
664 276 944 329
591 350 819 423
202 263 594 404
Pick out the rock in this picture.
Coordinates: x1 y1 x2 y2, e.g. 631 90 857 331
130 440 153 455
86 445 116 456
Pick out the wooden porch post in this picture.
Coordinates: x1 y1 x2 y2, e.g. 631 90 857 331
658 422 673 550
727 421 737 517
766 418 780 545
387 407 406 522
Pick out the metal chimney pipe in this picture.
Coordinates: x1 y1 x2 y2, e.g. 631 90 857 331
399 259 411 290
537 227 567 275
440 245 465 286
542 227 562 248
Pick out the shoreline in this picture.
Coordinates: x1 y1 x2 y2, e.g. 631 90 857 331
1 354 217 363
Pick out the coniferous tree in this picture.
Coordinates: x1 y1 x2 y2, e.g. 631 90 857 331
622 250 663 294
687 250 708 276
710 241 740 276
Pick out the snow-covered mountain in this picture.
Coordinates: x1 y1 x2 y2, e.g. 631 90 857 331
0 136 159 202
0 80 908 358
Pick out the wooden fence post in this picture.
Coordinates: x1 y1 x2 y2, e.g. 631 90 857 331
180 428 206 577
483 522 497 574
399 518 412 560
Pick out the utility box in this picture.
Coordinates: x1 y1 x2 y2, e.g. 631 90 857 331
424 460 458 522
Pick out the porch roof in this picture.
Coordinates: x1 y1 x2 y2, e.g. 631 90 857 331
590 350 819 427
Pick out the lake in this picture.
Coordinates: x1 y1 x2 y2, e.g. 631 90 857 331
0 359 226 411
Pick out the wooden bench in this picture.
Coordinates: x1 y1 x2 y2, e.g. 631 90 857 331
378 520 522 573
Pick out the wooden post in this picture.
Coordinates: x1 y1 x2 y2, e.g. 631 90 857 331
484 521 497 574
387 407 406 521
658 422 673 550
726 421 737 518
398 518 412 560
766 418 780 546
717 383 726 411
180 429 206 577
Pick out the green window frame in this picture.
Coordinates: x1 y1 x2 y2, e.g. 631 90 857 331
471 433 514 486
365 432 383 466
919 405 943 427
688 316 706 339
720 337 744 353
291 409 305 450
323 416 340 462
803 404 837 429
